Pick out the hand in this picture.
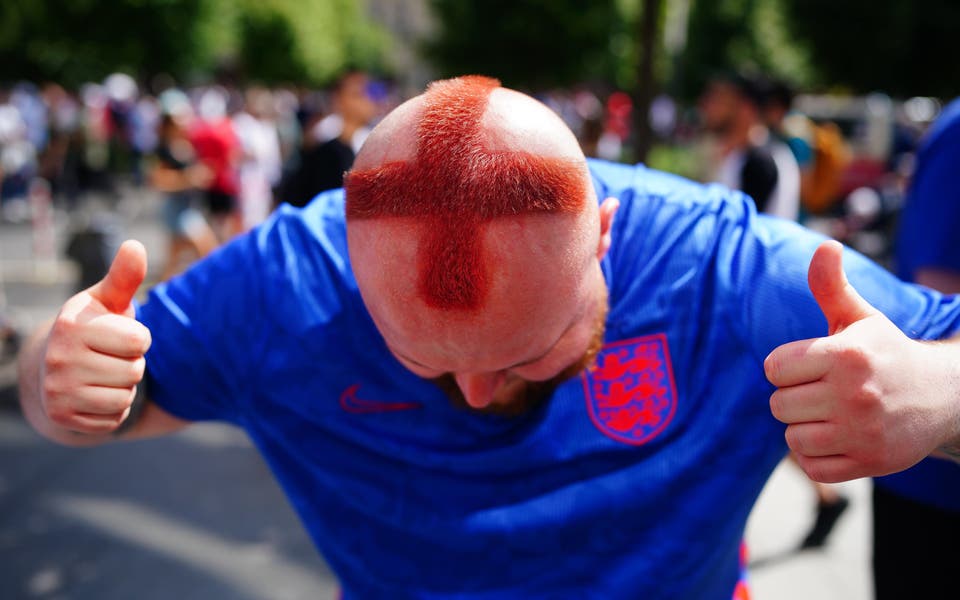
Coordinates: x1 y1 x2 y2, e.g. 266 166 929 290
764 241 960 482
41 240 152 434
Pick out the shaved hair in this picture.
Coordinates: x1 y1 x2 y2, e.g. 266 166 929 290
344 76 587 311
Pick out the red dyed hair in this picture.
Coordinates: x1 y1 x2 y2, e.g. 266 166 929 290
345 76 585 310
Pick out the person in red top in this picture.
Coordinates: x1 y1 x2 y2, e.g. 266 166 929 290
189 87 241 240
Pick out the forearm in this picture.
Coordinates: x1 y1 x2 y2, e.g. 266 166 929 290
932 333 960 462
17 319 114 446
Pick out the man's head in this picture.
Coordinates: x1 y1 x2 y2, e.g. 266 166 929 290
331 70 377 130
345 76 618 412
698 73 764 136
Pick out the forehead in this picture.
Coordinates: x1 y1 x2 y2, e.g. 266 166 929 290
345 77 589 312
352 212 594 370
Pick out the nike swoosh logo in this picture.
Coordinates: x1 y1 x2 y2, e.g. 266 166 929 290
339 384 422 414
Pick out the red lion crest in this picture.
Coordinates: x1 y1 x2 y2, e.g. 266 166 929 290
582 333 678 445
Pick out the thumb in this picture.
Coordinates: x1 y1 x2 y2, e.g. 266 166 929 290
808 240 877 335
88 240 148 315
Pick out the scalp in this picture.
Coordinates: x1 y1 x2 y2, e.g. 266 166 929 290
345 76 595 313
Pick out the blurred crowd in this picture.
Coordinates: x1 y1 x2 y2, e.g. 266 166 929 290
540 74 940 269
0 71 400 276
0 70 943 281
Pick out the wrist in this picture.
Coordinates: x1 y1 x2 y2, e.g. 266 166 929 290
934 338 960 461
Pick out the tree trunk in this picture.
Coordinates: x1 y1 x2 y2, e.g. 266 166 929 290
633 0 662 164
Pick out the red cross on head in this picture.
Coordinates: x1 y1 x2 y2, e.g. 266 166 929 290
344 76 588 311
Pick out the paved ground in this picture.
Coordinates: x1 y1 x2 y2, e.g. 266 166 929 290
0 188 872 599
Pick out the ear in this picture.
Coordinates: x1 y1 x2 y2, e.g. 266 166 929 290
596 197 619 260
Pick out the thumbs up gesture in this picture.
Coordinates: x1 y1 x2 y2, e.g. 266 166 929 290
765 241 960 482
40 240 152 434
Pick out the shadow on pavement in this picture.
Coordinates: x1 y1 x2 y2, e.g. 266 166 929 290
0 386 338 600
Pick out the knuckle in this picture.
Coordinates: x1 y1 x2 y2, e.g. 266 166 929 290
124 328 148 353
43 347 68 372
42 377 66 402
129 357 146 382
836 344 871 371
769 391 784 421
138 326 153 353
785 427 804 454
44 402 72 425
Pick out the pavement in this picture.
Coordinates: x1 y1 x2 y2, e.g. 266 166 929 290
0 186 872 599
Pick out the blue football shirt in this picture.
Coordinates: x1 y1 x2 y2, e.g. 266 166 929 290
137 159 960 598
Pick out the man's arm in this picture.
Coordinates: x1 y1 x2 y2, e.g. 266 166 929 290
914 270 960 458
17 241 187 446
765 241 960 482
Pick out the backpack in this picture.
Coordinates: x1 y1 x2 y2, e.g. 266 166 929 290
802 121 851 215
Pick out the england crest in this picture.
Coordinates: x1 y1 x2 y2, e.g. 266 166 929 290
582 333 678 445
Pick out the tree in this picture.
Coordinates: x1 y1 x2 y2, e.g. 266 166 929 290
423 0 627 90
0 0 393 88
677 0 814 100
782 0 960 98
0 0 214 86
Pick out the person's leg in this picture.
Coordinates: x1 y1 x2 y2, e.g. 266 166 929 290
872 484 960 599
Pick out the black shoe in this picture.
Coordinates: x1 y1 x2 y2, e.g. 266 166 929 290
800 496 850 549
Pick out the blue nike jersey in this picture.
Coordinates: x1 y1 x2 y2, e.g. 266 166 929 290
137 159 960 599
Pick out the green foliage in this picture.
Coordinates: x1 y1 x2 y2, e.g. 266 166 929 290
0 0 392 87
237 0 392 86
678 0 813 99
0 0 212 86
645 143 700 179
423 0 628 90
781 0 960 98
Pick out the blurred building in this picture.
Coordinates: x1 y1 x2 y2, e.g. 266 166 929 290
364 0 435 96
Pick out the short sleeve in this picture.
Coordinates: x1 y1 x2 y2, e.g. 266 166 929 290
136 234 269 423
734 212 960 360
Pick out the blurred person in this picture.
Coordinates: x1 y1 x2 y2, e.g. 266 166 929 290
761 80 813 175
875 97 960 600
232 87 283 230
763 81 851 221
38 84 81 200
76 83 114 199
130 92 161 185
0 87 39 222
283 70 377 207
17 77 960 599
150 96 218 280
272 87 303 166
189 87 242 240
0 274 20 364
699 73 800 221
103 73 140 179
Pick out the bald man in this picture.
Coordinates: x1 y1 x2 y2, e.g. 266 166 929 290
17 77 960 599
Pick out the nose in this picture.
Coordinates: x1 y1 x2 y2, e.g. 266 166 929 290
454 371 506 409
